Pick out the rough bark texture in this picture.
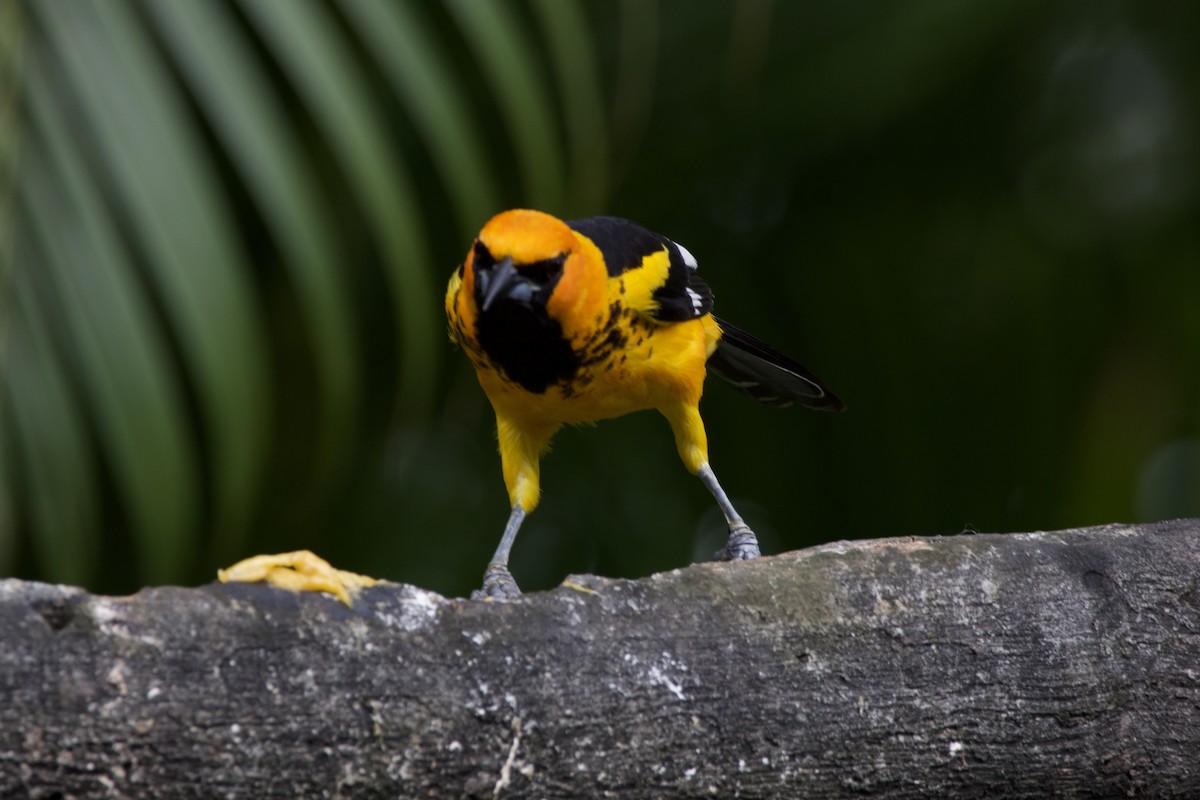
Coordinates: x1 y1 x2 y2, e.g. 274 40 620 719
2 520 1199 799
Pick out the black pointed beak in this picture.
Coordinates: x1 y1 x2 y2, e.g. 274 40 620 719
480 256 527 312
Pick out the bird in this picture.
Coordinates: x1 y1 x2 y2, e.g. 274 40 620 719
446 209 843 599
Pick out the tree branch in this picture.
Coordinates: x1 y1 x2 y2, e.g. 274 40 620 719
3 520 1199 798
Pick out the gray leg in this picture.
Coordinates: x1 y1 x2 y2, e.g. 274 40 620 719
472 505 526 599
698 464 761 561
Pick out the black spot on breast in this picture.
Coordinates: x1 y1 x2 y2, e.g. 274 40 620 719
577 324 632 373
607 301 622 327
476 300 579 393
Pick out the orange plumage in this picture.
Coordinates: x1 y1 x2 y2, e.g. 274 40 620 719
447 209 841 598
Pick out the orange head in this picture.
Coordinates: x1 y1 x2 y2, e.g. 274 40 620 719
463 209 605 343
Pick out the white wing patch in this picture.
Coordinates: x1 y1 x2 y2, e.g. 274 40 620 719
685 286 704 312
674 241 699 270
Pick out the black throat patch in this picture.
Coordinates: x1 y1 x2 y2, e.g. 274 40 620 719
475 299 579 393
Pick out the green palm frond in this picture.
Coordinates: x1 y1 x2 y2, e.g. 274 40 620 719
1 0 621 588
4 0 1110 598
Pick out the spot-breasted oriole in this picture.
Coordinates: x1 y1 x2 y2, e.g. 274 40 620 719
446 209 843 599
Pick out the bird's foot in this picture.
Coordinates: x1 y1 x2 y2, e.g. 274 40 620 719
471 564 522 600
714 525 761 562
218 550 378 606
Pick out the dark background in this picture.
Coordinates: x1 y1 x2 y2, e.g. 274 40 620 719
3 0 1197 597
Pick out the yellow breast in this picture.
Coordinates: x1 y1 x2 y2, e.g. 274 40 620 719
477 289 721 427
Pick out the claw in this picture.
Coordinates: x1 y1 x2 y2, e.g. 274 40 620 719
471 564 522 600
714 525 761 562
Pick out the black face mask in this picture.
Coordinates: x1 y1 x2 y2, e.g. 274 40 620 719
473 243 566 312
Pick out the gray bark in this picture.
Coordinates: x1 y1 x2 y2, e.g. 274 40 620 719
2 520 1199 799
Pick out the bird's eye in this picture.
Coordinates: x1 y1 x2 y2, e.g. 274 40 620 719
473 242 495 272
521 255 566 288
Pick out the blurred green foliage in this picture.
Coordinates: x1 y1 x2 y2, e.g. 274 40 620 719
1 0 1197 597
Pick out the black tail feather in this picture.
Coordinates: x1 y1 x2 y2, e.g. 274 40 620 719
707 317 844 411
